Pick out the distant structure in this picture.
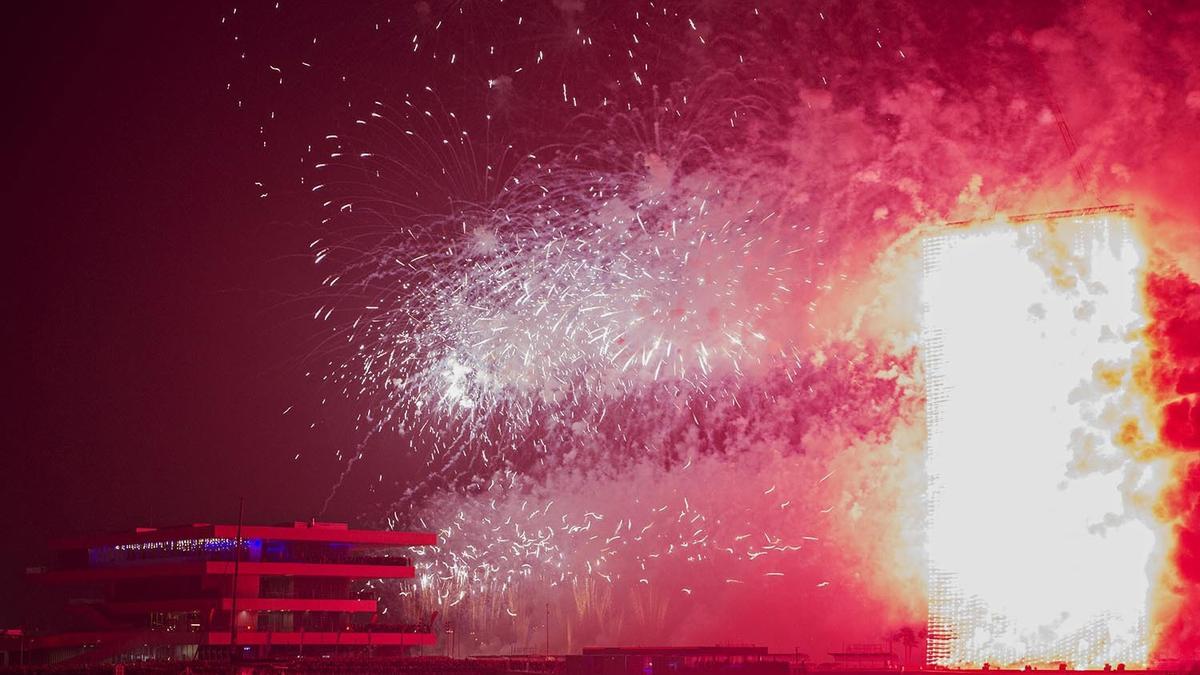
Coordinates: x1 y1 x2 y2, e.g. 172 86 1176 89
568 646 787 675
828 644 899 670
19 521 435 665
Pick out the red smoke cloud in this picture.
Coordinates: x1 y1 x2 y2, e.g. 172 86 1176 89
1145 270 1200 658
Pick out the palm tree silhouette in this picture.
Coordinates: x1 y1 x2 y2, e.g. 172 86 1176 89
886 625 928 668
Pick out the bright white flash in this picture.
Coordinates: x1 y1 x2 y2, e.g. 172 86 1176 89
443 358 477 409
923 216 1152 668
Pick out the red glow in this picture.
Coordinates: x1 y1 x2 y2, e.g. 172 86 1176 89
1144 271 1200 659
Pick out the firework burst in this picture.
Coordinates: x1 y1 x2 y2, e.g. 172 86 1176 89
310 76 827 477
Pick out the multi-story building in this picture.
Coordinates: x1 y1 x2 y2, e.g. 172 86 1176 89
23 521 436 664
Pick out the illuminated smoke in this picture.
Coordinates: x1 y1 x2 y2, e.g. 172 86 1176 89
924 214 1160 668
385 343 925 653
1142 270 1200 660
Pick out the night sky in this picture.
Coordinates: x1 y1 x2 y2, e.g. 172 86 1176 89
2 0 622 629
4 2 341 625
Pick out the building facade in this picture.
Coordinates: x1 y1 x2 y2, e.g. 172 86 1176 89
568 646 787 675
24 521 436 664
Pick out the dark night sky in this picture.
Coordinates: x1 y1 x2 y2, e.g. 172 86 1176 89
2 3 348 625
0 0 585 628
